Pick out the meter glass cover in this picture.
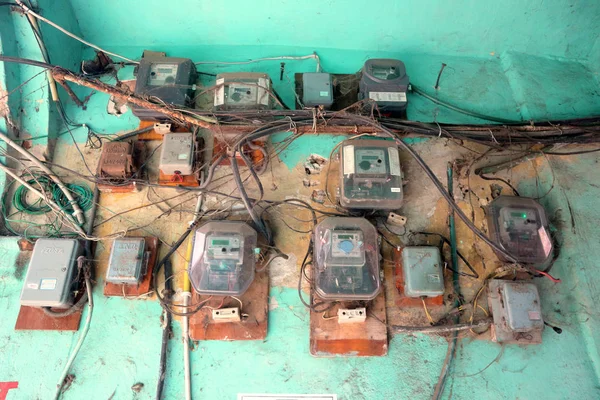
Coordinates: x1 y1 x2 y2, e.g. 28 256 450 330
148 63 179 86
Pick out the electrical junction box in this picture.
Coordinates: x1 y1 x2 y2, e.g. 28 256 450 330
188 221 258 296
302 72 334 108
97 141 135 179
359 59 409 113
486 196 553 266
132 51 197 121
20 238 82 308
338 307 367 324
212 307 241 323
402 246 444 298
488 279 544 344
313 217 381 301
339 139 403 210
106 238 147 285
159 132 195 175
214 73 272 111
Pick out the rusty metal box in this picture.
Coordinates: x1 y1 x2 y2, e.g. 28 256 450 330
402 246 444 298
106 238 146 284
97 142 135 178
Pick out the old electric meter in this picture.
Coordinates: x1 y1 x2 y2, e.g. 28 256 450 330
106 238 147 285
132 51 197 120
488 279 544 344
97 141 135 179
159 132 195 175
302 72 334 108
214 73 272 111
313 217 381 301
339 139 403 209
188 221 258 296
402 246 444 298
20 238 82 308
359 59 409 113
486 196 553 266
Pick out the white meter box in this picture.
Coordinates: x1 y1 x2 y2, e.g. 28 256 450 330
339 139 403 210
214 73 272 111
20 238 82 308
159 132 195 175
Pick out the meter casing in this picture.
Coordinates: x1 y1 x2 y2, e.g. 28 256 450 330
159 132 195 175
97 141 135 179
214 73 272 111
189 221 257 296
302 73 334 108
313 217 381 301
359 59 409 113
486 196 553 266
339 139 403 210
20 238 82 308
106 238 147 284
402 246 444 297
132 52 197 120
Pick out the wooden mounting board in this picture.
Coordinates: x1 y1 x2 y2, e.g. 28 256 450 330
212 140 266 167
309 290 388 357
188 270 269 341
393 248 444 307
103 237 158 297
15 306 83 331
158 170 199 187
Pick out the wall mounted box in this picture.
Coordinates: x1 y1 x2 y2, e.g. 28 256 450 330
106 238 147 284
313 217 381 301
359 59 409 112
159 132 195 175
132 51 197 121
402 246 444 298
302 72 334 108
189 221 258 296
339 139 403 210
97 141 135 179
214 73 272 111
20 239 82 308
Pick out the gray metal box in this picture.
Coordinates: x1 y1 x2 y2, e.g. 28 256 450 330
106 238 146 284
488 280 544 344
402 246 444 298
302 73 333 108
159 132 194 175
20 238 81 308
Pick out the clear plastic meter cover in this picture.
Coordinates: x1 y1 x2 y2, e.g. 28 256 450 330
313 217 381 301
339 139 403 210
486 196 553 265
188 221 257 296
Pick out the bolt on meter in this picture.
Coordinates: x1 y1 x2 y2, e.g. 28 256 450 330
188 221 258 296
313 217 381 301
339 139 403 210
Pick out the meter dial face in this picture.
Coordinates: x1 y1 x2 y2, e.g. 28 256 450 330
148 63 179 85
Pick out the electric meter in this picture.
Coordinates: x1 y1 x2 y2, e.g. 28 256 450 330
359 59 409 113
97 141 135 179
188 221 257 296
339 139 403 209
214 73 272 111
106 238 147 285
159 132 195 175
132 51 197 120
486 196 553 266
313 217 381 301
20 238 82 308
402 246 444 298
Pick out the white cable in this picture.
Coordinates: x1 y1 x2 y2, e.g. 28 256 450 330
195 52 321 72
0 130 86 225
15 0 138 64
0 161 86 236
54 261 93 400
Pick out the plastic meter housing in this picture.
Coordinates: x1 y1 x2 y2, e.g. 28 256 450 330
132 52 197 120
214 73 272 111
486 196 553 266
339 139 403 210
188 221 257 296
359 59 409 113
313 217 381 301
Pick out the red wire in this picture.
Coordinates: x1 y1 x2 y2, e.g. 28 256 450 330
534 269 561 283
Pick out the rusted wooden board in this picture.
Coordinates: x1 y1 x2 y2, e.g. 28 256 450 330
309 290 388 357
15 306 83 331
103 237 158 297
393 247 444 307
188 270 269 341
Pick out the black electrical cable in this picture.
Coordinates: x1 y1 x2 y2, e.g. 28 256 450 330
478 173 520 196
411 231 479 278
297 239 337 313
111 125 154 141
